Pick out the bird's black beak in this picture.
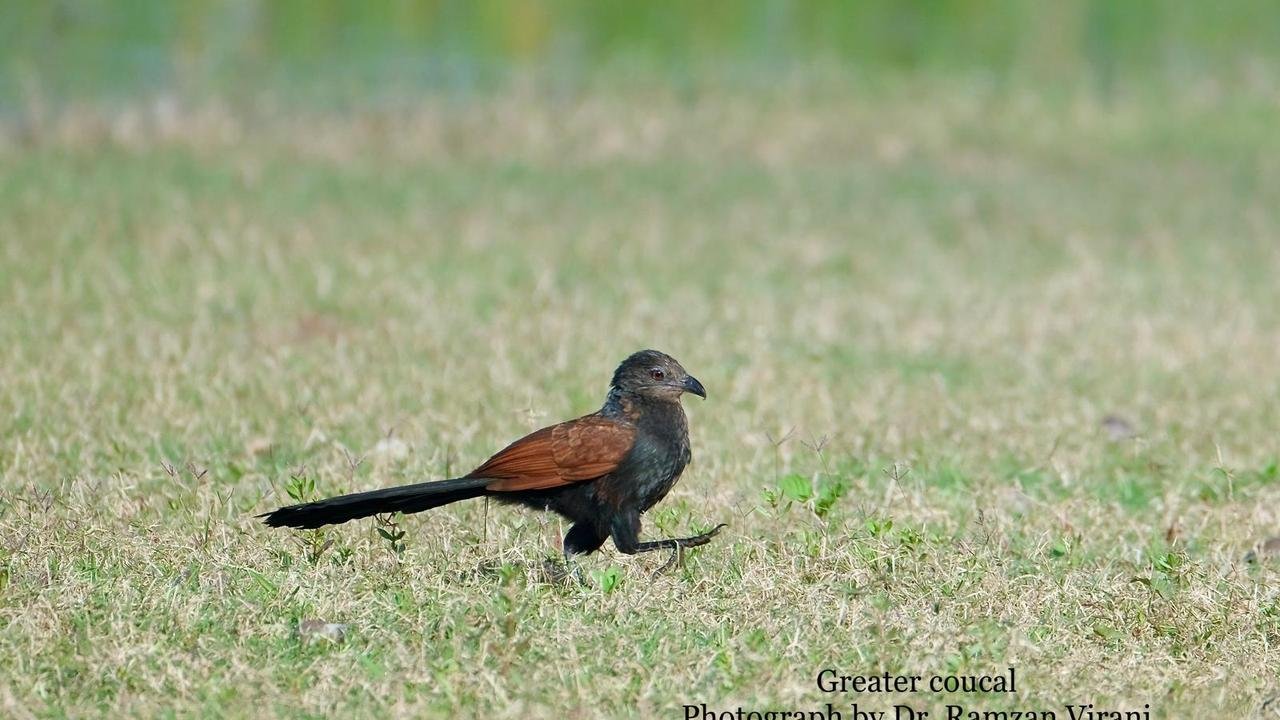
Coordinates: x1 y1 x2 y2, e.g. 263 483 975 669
683 375 706 399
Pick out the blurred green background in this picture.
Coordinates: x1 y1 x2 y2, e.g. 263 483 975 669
4 0 1279 105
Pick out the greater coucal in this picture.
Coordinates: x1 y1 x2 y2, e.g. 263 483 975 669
260 350 725 560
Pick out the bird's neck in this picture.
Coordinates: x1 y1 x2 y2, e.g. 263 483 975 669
602 386 626 414
601 387 685 428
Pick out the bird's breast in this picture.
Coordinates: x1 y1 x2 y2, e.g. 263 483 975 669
606 402 690 511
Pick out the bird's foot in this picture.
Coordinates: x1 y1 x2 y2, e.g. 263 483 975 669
653 523 728 575
540 554 590 587
677 523 728 549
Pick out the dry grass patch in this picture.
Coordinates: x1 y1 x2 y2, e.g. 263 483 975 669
1 79 1279 717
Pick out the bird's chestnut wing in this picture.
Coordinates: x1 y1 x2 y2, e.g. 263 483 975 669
469 415 636 492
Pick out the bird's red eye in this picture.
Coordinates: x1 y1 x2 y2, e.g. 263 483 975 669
649 368 665 380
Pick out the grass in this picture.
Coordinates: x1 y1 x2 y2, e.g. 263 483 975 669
2 74 1280 717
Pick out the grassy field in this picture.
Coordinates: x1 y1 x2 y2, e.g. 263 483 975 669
2 70 1280 717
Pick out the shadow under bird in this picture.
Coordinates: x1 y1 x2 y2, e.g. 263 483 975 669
260 350 725 560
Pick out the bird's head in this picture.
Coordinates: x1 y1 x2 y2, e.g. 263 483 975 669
610 349 705 402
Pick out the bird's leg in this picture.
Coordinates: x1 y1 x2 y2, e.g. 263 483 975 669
611 513 727 570
556 521 608 586
635 523 729 573
629 523 728 554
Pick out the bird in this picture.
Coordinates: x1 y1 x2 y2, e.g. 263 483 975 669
260 349 725 562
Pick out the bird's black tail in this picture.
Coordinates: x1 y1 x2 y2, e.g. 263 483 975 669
259 476 490 530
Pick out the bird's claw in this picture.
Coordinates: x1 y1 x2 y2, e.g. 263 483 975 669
655 549 681 575
541 558 589 587
681 522 728 548
653 522 729 575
